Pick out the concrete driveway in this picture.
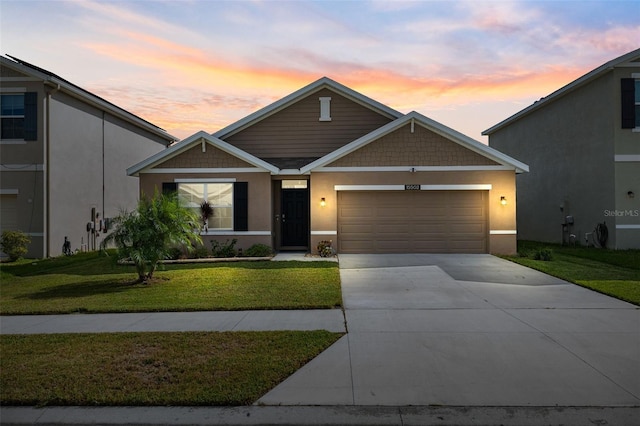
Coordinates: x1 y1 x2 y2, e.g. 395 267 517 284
259 254 640 406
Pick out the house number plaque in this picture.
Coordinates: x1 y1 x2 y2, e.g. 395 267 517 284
404 184 420 190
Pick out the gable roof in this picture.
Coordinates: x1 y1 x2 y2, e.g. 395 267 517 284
1 55 177 144
213 77 403 140
127 131 279 176
483 48 640 135
302 111 529 174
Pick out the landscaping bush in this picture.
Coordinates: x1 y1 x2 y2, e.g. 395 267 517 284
1 230 31 262
243 243 273 257
317 240 336 257
167 246 184 260
211 239 238 258
533 248 553 261
193 244 210 259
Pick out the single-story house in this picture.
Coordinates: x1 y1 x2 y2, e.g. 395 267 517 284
128 78 528 255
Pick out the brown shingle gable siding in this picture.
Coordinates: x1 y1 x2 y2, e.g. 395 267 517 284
328 124 500 167
157 145 254 169
224 88 393 159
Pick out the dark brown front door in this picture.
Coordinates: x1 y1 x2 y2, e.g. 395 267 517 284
281 188 309 249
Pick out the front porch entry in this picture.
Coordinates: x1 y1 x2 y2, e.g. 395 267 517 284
274 179 309 251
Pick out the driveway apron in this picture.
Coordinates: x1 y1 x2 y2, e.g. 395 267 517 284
258 254 640 406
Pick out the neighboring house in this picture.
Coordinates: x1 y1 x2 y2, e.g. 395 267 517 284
0 55 176 258
129 77 528 255
484 48 640 249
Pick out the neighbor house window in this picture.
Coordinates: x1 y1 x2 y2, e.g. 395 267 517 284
621 78 640 129
0 93 37 140
178 183 233 230
635 79 640 128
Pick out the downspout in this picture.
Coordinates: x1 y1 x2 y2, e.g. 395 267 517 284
102 110 105 227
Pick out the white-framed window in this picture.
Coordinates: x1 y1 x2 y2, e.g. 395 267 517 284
1 94 25 139
178 182 233 230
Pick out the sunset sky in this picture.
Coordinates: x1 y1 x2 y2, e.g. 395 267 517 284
1 0 638 143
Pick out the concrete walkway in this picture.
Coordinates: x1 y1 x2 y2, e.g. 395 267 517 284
2 253 639 425
0 310 346 334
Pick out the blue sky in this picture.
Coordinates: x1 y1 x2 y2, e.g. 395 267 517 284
1 0 638 141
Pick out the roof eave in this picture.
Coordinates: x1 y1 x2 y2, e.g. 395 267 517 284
128 131 279 176
302 111 529 174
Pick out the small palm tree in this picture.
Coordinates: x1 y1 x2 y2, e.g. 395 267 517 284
102 190 201 283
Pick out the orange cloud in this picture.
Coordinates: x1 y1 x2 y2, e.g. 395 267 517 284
77 8 618 143
86 29 589 141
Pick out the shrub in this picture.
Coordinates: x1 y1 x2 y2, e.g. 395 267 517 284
317 240 336 257
243 243 273 257
533 248 553 261
1 230 31 262
193 244 210 259
211 239 238 258
167 246 184 260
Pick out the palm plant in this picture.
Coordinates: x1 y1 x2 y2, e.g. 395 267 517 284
102 190 202 283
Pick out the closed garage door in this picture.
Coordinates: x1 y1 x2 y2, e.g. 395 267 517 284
338 191 487 253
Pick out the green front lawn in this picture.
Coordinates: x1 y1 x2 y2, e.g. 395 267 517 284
0 252 342 314
0 331 342 406
503 241 640 305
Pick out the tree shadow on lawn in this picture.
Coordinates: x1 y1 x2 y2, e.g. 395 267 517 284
16 277 148 300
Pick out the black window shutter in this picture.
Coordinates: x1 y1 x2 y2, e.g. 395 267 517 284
24 92 37 140
162 182 178 195
233 182 248 231
621 78 635 129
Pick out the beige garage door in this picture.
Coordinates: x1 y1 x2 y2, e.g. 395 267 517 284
338 191 488 253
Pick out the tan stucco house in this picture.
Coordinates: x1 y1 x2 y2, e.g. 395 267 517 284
129 78 528 255
484 48 640 249
0 55 176 258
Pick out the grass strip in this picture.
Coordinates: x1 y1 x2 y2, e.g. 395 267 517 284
0 253 342 314
1 331 342 406
504 241 640 305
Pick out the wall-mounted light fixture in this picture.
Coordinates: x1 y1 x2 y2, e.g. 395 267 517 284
628 191 635 199
500 196 507 206
320 197 326 207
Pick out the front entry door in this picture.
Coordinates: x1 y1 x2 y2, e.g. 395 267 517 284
281 188 309 249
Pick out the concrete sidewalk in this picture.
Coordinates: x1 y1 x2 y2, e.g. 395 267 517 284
0 309 346 334
2 405 639 426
